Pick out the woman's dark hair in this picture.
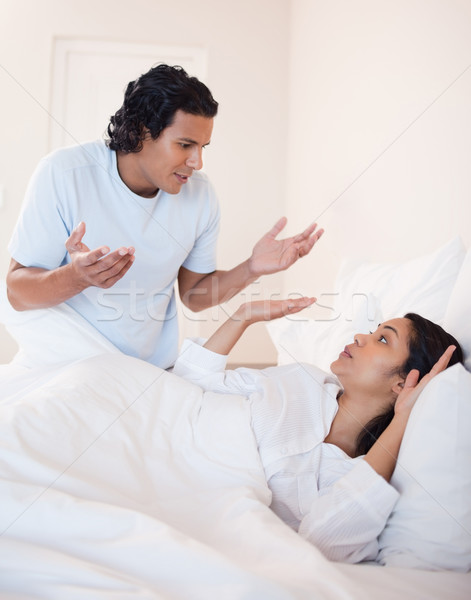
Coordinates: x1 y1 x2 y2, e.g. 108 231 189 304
355 313 464 456
106 64 218 153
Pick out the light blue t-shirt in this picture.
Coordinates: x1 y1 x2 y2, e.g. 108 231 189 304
8 140 220 368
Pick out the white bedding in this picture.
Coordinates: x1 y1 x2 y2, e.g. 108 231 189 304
1 351 470 599
0 353 361 600
1 266 471 599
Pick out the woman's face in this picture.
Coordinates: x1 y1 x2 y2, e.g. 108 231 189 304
330 318 412 398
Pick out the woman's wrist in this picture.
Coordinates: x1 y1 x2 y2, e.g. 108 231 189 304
203 305 251 355
232 302 261 326
390 409 411 431
364 415 409 481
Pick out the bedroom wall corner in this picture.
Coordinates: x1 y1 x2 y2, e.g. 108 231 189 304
283 0 471 314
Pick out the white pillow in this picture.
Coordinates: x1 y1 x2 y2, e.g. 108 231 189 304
267 237 466 372
377 363 471 572
443 249 471 371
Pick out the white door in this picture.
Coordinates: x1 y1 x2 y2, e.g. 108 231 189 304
49 39 208 149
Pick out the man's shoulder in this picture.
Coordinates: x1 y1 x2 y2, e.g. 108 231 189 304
42 140 112 171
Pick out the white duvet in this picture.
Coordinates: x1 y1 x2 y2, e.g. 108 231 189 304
0 351 365 600
1 302 470 599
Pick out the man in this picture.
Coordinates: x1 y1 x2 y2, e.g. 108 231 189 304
7 64 322 368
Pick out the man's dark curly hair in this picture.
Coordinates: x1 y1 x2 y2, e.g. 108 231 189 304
106 64 218 153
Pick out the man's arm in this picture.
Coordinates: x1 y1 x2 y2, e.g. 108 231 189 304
177 264 255 313
178 218 323 312
6 222 135 311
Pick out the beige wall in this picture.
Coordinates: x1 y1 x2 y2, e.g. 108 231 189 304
1 0 470 364
0 0 290 364
284 0 471 308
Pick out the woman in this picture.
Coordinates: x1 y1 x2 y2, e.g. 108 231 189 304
173 297 463 563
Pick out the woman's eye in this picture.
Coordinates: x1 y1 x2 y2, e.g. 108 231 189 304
371 330 387 343
180 143 191 149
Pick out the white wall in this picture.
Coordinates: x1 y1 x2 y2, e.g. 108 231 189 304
1 0 470 365
284 0 471 311
0 0 290 364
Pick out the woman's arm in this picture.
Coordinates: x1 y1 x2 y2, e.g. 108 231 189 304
298 459 399 563
173 297 315 393
300 346 456 563
203 297 316 356
363 345 457 481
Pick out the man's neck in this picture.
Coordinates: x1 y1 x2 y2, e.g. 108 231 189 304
116 151 159 198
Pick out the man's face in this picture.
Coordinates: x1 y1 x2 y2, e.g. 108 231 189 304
123 109 214 197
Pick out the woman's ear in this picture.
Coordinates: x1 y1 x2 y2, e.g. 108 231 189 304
391 377 406 396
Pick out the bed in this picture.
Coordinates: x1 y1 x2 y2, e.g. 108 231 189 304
1 237 470 599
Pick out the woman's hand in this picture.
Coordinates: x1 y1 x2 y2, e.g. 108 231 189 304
394 345 457 418
203 296 316 356
364 345 456 481
233 297 317 325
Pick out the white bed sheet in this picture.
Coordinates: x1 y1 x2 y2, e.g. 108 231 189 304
0 302 470 599
337 563 471 600
0 353 362 600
